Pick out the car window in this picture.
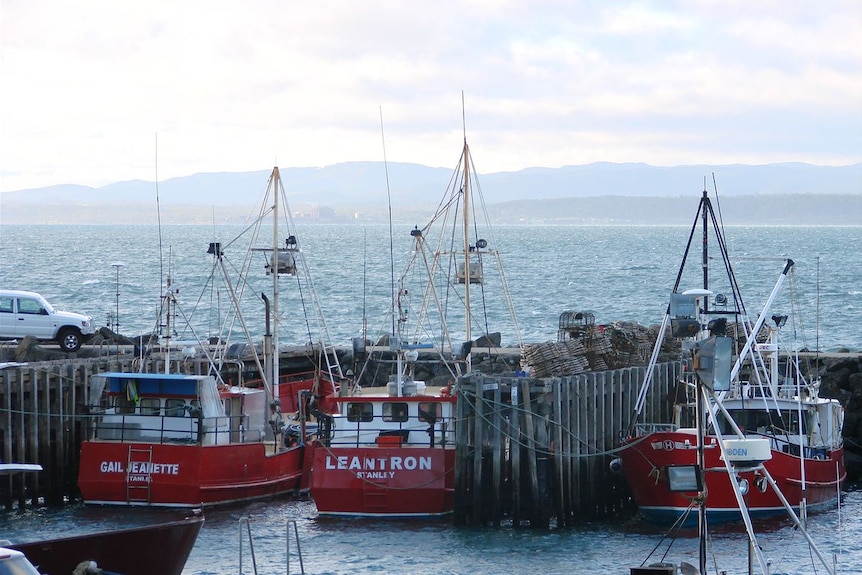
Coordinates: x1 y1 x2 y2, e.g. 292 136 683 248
0 297 12 313
17 298 43 315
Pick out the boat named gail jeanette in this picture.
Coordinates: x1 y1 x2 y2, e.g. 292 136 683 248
77 370 328 506
78 166 341 507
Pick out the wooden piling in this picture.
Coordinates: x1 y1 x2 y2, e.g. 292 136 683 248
456 362 680 526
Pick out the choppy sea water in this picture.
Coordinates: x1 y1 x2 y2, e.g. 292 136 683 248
1 223 861 573
1 224 860 352
1 487 861 574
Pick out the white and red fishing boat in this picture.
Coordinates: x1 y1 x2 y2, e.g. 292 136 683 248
310 112 522 517
309 375 458 516
617 190 845 526
78 167 341 507
77 370 330 506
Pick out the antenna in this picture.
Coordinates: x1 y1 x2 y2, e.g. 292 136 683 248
816 256 821 354
711 172 727 233
362 229 368 343
153 132 167 371
155 133 164 302
461 91 467 143
380 106 396 342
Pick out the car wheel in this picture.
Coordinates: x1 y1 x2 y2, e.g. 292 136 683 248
58 328 82 352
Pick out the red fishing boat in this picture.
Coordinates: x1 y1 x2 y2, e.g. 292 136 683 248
78 167 342 507
310 117 522 517
310 379 457 516
1 463 202 574
77 370 331 506
616 190 845 526
7 512 203 575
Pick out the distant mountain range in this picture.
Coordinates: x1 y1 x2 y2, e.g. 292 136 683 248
1 161 860 225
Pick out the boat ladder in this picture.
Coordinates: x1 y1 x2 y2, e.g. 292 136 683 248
362 482 389 513
238 517 305 574
319 343 344 396
125 445 153 504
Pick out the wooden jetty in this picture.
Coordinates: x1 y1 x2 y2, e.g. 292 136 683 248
1 346 673 521
6 349 859 525
454 364 679 527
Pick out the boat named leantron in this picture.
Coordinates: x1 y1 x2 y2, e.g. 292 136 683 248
309 109 522 517
310 388 457 516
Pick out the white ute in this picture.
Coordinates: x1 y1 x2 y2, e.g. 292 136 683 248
0 290 96 352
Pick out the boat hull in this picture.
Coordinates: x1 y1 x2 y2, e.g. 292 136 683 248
310 443 455 517
79 441 306 507
619 430 845 525
8 513 203 575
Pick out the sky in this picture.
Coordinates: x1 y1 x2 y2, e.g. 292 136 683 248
1 0 861 193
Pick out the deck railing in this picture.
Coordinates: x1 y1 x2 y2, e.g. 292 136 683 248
317 413 454 448
90 412 253 446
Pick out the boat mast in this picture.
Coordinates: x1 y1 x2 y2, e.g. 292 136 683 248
462 138 472 373
380 108 404 395
163 250 174 374
697 188 710 575
271 167 281 402
696 379 708 575
701 188 709 299
460 93 473 374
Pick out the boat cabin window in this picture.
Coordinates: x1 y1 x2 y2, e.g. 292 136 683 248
721 409 802 435
347 403 373 422
418 402 442 424
139 398 161 415
165 399 187 417
382 402 409 423
114 396 136 415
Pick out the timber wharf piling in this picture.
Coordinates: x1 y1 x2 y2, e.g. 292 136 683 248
454 365 679 527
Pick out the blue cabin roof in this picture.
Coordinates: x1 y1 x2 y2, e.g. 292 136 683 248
95 372 208 398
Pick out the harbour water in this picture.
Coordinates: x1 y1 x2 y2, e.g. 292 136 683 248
1 222 861 573
1 486 861 574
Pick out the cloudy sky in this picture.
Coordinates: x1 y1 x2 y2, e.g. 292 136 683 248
1 0 860 193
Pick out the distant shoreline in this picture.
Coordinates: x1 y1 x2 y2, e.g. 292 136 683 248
2 193 860 225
